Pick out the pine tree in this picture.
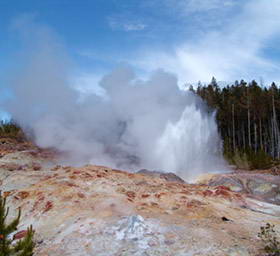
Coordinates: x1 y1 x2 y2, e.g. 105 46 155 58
0 191 35 256
191 79 279 169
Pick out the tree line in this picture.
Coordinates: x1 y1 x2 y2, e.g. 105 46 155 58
190 78 280 169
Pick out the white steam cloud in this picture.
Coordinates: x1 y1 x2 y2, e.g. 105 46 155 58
3 17 226 180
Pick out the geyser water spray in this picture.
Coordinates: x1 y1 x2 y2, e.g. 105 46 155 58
3 19 227 180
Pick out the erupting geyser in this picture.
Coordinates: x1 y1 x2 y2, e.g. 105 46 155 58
3 20 227 180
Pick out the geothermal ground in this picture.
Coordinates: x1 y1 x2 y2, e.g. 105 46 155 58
1 138 280 256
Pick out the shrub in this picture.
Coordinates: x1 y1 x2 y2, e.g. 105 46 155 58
247 150 273 170
0 191 35 256
224 148 273 170
0 121 28 143
258 223 280 256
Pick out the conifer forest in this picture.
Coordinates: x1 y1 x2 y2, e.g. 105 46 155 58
191 78 280 169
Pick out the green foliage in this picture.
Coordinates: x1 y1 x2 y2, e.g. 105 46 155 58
225 149 273 170
0 192 35 256
247 150 273 169
0 121 23 140
258 223 280 255
193 78 280 169
225 150 250 170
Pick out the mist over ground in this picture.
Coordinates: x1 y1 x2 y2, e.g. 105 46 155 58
2 18 227 180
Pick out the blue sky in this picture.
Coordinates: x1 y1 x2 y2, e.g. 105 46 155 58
1 0 280 86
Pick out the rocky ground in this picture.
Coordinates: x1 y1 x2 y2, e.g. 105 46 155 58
1 138 280 256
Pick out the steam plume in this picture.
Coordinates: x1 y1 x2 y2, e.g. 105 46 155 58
3 17 226 180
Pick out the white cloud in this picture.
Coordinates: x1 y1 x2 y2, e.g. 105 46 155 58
73 73 105 98
108 17 147 31
123 23 147 31
162 0 236 15
183 0 235 12
134 0 280 85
